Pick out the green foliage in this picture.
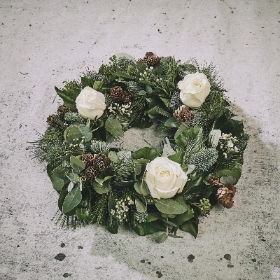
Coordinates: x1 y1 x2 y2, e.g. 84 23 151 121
64 112 86 124
91 194 108 225
62 185 82 214
110 151 135 182
105 115 123 137
47 165 70 192
55 86 80 111
180 218 198 238
129 212 165 236
154 199 189 215
134 180 150 196
132 147 161 161
35 128 68 167
90 140 110 153
189 148 218 172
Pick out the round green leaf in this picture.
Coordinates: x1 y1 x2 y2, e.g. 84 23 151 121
155 199 188 215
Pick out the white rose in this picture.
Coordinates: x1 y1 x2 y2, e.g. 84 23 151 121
145 157 188 199
75 86 106 120
178 72 210 108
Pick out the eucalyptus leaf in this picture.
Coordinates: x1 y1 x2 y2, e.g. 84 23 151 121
47 165 70 192
134 180 150 196
220 176 238 185
164 117 179 128
62 186 82 214
95 176 114 186
77 124 92 142
93 81 102 90
108 151 119 163
105 116 123 137
155 232 168 243
154 199 188 215
180 220 198 238
93 181 111 194
135 199 146 213
132 147 161 160
134 163 142 176
145 85 153 94
64 125 83 144
138 90 147 96
67 172 80 183
70 156 86 174
115 53 136 62
146 213 159 222
134 181 150 196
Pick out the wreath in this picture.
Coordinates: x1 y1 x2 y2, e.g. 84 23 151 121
35 52 248 242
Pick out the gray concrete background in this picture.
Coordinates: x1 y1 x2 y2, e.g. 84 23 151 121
1 0 280 279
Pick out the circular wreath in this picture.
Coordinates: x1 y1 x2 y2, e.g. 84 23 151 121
36 52 248 242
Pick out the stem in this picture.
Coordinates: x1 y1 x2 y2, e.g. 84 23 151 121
86 118 91 128
166 218 169 235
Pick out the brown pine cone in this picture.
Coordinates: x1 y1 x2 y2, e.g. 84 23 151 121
110 86 132 103
81 153 95 167
122 92 132 103
57 104 71 118
142 52 161 66
46 114 61 127
216 185 237 208
84 166 98 181
110 86 125 102
46 114 56 126
173 105 193 125
93 153 110 172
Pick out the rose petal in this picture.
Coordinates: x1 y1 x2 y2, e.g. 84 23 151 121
180 92 202 108
145 169 161 199
156 187 180 199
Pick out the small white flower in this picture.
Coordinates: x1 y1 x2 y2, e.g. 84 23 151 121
227 140 234 148
234 146 239 152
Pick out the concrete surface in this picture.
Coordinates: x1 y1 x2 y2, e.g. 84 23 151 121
1 0 280 279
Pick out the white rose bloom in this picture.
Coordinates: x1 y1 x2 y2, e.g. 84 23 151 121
178 72 210 108
145 157 188 199
75 86 106 120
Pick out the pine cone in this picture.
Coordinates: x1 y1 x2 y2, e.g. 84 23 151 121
173 105 193 125
110 86 125 102
93 153 110 172
46 114 60 127
47 114 55 126
216 185 237 208
81 153 95 166
122 92 132 103
110 86 132 103
141 52 161 66
84 166 98 181
57 104 71 118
